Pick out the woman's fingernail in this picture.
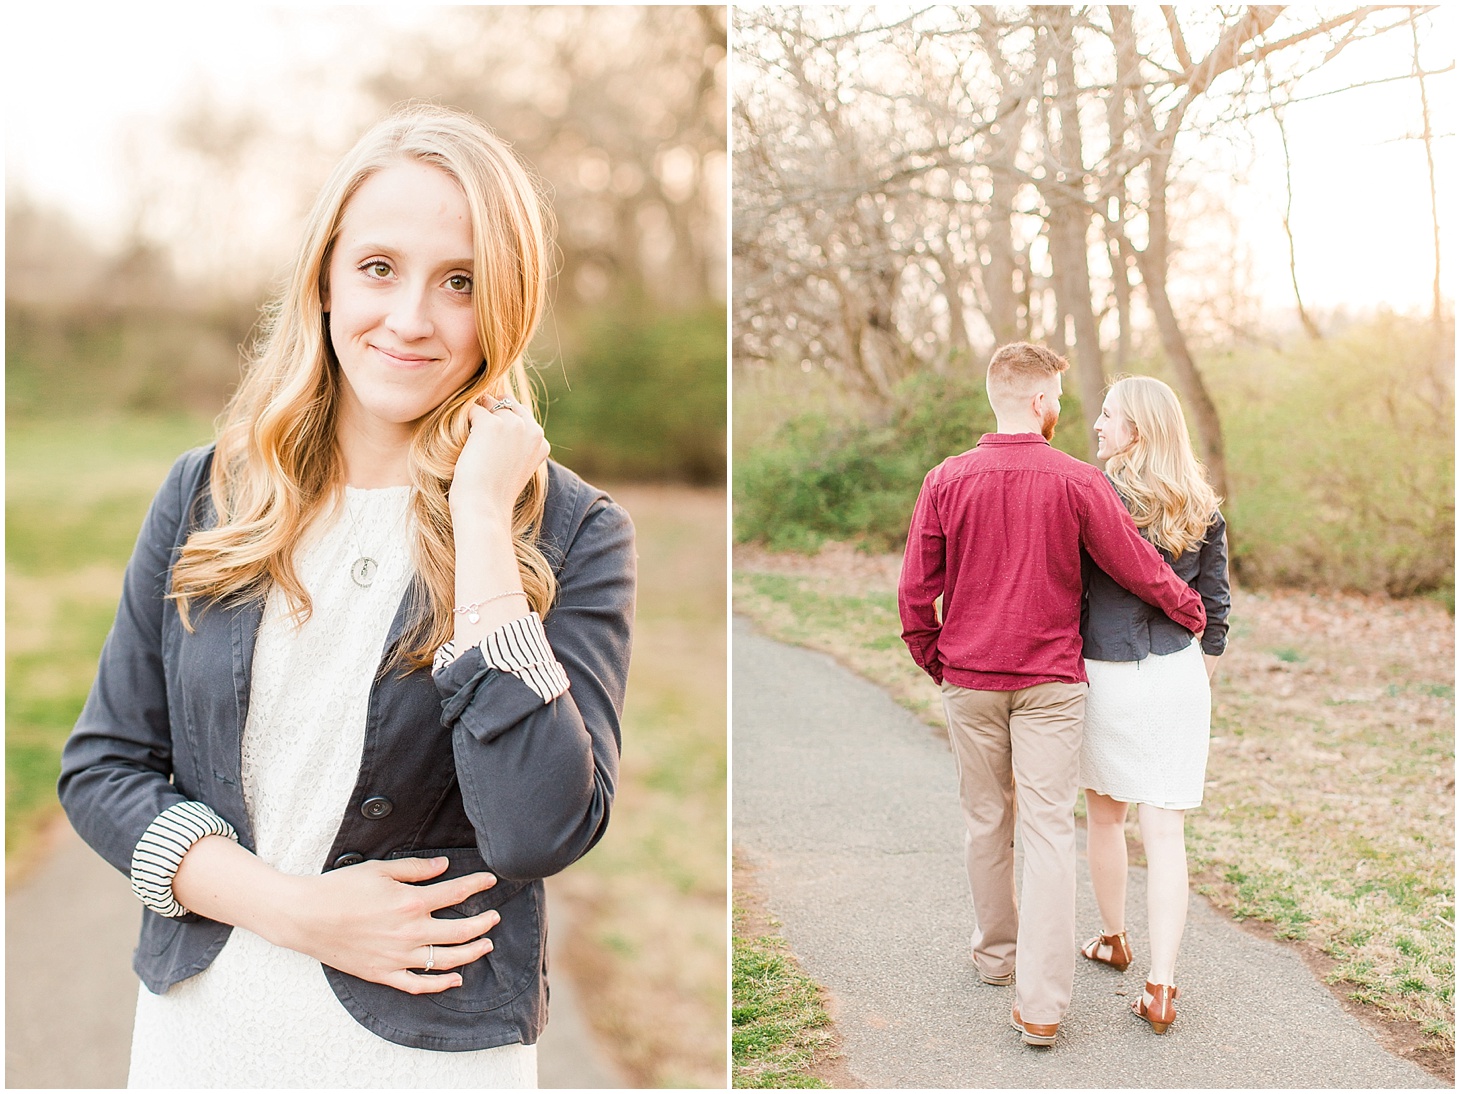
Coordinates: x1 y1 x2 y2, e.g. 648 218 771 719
483 940 494 952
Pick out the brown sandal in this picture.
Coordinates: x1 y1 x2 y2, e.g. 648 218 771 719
1131 981 1179 1034
1080 930 1132 972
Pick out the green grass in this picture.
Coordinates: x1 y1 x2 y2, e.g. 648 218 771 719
540 484 728 1086
733 887 834 1088
734 571 940 727
6 414 215 861
1192 626 1455 1046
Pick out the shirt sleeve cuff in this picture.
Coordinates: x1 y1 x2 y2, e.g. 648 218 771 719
129 800 239 918
434 611 571 705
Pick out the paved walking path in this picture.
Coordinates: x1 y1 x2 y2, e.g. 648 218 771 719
5 820 625 1089
734 616 1443 1089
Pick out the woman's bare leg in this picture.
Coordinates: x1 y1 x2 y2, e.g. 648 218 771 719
1137 803 1188 984
1083 790 1129 935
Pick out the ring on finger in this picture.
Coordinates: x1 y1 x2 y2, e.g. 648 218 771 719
489 398 514 412
424 944 435 973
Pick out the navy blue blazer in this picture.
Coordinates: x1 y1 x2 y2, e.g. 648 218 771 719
57 445 636 1052
1082 507 1229 661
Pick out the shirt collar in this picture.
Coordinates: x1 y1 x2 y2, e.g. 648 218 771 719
977 432 1050 446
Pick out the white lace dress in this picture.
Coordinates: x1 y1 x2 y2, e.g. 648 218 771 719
1080 641 1212 810
126 487 537 1089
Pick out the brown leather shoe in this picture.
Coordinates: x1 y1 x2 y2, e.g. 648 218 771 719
1080 930 1133 972
1009 1002 1058 1046
1131 981 1179 1034
976 965 1014 986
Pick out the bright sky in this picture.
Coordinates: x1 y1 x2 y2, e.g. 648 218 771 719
5 5 1456 313
1227 6 1457 317
4 6 427 251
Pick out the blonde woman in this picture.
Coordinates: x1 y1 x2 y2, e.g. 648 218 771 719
58 105 635 1088
1076 376 1229 1035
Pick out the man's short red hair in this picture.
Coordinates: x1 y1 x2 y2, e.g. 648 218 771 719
986 342 1069 406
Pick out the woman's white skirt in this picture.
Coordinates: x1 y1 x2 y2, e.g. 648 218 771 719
1080 642 1211 810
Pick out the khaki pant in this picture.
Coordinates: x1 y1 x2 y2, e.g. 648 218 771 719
941 680 1086 1025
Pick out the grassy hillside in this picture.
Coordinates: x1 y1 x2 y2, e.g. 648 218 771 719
735 317 1454 602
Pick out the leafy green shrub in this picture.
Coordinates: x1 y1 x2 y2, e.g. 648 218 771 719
734 363 1085 551
536 305 726 483
5 304 250 419
736 318 1454 602
7 301 727 484
1210 316 1454 598
734 415 903 550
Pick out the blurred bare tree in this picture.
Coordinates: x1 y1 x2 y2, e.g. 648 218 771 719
7 6 728 481
101 6 727 314
733 5 1441 494
362 5 727 312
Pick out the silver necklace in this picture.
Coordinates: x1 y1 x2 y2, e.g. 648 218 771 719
343 491 409 588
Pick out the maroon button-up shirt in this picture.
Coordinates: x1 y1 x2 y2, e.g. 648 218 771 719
898 433 1207 691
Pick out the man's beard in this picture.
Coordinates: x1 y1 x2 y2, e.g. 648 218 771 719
1040 405 1058 441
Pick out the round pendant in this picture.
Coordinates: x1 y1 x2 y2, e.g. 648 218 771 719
351 556 377 587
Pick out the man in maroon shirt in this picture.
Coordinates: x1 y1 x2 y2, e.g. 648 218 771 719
898 342 1205 1046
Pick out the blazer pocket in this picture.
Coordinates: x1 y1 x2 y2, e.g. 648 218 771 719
389 846 540 1014
390 846 529 915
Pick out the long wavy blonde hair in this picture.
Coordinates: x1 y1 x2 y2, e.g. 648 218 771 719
170 104 557 667
1103 376 1222 559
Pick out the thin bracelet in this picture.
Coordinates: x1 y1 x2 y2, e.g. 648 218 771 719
453 590 529 624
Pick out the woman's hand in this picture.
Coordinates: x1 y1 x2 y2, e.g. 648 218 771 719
448 394 549 527
173 838 500 995
276 856 501 995
447 393 547 642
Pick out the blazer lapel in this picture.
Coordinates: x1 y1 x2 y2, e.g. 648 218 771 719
383 577 424 660
224 595 264 847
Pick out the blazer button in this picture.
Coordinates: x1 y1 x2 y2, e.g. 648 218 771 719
361 796 394 820
333 852 364 868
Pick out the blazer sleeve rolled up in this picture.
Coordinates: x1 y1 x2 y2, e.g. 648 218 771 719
433 494 636 882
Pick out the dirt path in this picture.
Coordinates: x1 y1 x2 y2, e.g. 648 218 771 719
4 818 626 1088
734 543 1455 1077
734 614 1446 1089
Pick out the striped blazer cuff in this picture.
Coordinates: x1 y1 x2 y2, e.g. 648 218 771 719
433 611 571 704
129 800 239 918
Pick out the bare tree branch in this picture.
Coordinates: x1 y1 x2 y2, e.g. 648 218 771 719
1410 10 1446 327
1161 6 1193 71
